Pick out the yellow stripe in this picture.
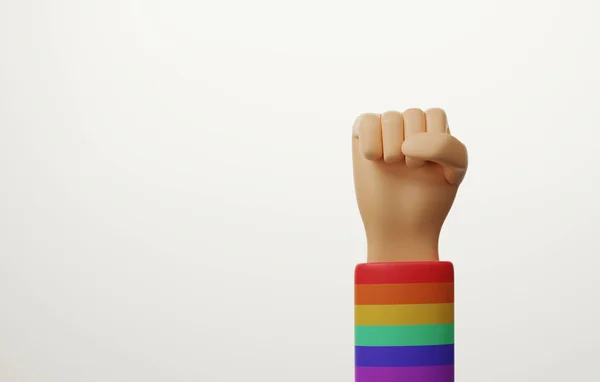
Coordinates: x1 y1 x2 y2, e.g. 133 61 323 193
355 303 454 326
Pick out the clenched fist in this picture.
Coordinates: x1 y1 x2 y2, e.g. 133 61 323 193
352 108 468 262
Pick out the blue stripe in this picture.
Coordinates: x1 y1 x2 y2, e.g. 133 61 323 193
355 345 454 367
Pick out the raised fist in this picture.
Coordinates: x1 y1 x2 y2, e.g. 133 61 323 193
352 108 468 262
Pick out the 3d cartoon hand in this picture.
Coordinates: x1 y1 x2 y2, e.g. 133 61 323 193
352 108 468 262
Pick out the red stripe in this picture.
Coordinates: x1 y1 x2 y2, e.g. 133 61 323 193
355 262 454 284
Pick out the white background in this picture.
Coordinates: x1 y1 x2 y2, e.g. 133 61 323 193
1 0 599 381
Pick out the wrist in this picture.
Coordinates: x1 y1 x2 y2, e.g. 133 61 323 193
366 238 439 262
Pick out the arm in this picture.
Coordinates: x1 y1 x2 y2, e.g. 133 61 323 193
352 108 468 382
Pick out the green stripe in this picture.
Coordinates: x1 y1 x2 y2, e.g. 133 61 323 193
355 324 454 346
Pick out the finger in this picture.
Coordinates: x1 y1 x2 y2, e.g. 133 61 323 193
402 132 468 185
425 108 448 134
402 108 426 168
381 111 404 163
354 113 382 161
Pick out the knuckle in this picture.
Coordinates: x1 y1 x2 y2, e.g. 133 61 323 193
403 108 423 116
425 107 446 115
359 112 380 121
357 113 380 129
382 110 402 119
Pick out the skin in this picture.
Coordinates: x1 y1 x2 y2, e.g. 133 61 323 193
352 108 468 262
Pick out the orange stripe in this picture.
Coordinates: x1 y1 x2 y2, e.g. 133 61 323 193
355 282 454 305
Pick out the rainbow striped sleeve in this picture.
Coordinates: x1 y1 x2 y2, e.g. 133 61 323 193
355 262 455 382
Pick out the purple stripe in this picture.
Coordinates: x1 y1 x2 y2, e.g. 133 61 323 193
355 345 454 367
356 365 454 382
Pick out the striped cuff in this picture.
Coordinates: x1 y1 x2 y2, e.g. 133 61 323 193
355 262 455 382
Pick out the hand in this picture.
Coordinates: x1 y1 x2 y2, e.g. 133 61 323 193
352 108 468 262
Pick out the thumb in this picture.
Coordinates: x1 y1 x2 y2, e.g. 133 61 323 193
402 132 468 185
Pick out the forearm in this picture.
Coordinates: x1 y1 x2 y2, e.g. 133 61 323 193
354 261 455 382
